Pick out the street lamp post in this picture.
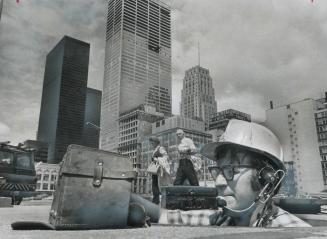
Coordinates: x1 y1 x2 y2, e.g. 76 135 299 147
86 122 101 131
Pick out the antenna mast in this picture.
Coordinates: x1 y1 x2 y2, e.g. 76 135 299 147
198 41 201 66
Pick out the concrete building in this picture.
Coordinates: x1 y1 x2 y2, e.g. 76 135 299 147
101 0 172 152
118 104 164 193
208 109 251 142
118 104 164 168
37 36 90 164
82 88 102 149
152 115 205 134
35 162 60 192
315 95 327 185
141 116 212 194
266 99 324 194
180 65 217 130
23 140 48 163
279 161 297 196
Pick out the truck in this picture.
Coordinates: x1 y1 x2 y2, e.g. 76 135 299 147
0 142 37 205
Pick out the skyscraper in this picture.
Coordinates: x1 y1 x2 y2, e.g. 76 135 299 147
101 0 172 151
37 36 90 164
180 65 217 130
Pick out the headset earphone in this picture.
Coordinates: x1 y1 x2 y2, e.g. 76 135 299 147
217 166 285 218
257 167 285 204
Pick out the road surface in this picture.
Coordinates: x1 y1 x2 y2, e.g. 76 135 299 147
1 200 327 239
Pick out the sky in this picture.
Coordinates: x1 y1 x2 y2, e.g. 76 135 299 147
0 0 326 145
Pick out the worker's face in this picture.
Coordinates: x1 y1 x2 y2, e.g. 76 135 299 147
176 132 184 140
211 146 260 210
150 141 158 148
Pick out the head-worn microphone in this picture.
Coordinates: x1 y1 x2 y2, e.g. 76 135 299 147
216 196 257 218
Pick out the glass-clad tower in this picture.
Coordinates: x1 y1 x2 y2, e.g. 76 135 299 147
101 0 172 151
37 36 90 164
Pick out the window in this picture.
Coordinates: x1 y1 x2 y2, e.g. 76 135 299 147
42 183 48 190
0 152 13 165
16 153 31 168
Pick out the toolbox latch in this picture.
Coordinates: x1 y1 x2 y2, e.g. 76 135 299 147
93 160 103 187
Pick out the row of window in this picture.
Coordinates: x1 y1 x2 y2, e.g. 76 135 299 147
36 174 57 182
316 111 327 119
36 183 55 191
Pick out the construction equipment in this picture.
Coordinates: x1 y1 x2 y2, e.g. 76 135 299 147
0 142 37 205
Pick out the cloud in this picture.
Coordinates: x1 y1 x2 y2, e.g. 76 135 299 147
171 0 327 116
1 0 327 144
0 121 10 141
0 0 106 144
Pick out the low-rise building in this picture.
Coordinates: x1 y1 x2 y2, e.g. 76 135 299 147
35 162 60 192
23 140 48 163
209 109 251 141
118 104 164 194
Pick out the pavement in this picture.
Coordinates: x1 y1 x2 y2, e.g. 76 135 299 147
2 200 327 238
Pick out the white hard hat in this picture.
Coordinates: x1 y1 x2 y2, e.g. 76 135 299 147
201 119 285 171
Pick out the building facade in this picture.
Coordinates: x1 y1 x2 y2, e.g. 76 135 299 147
265 99 324 194
208 109 251 141
118 104 164 193
101 0 172 151
82 88 102 149
37 36 90 164
180 65 217 130
35 162 60 192
140 116 212 194
315 95 327 185
118 104 164 167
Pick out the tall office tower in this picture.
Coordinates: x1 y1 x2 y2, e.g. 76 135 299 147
82 88 102 149
37 36 90 164
180 66 217 130
265 99 324 194
101 0 172 151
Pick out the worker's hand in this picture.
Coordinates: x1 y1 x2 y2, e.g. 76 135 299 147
178 146 190 153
